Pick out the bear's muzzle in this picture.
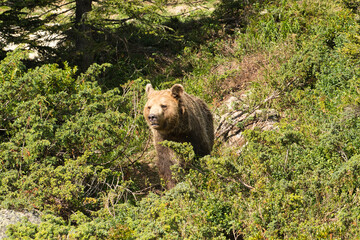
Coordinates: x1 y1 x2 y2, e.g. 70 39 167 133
148 114 160 127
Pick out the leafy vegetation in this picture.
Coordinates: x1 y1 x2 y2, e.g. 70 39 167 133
2 0 360 239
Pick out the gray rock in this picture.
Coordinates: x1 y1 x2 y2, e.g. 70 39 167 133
215 96 279 148
0 209 41 239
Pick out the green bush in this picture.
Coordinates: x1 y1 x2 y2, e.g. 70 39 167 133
0 50 149 216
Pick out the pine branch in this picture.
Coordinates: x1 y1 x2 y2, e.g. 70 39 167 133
37 1 76 18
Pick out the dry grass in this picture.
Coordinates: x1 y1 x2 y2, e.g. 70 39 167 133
213 38 297 98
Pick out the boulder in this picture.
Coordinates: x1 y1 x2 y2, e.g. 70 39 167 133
215 96 279 147
0 209 41 239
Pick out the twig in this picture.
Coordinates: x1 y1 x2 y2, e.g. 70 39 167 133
338 148 348 162
216 78 297 140
214 171 254 190
124 136 152 168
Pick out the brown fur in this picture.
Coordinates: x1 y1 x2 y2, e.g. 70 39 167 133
144 84 214 188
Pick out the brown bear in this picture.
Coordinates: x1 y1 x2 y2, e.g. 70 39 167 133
143 83 214 188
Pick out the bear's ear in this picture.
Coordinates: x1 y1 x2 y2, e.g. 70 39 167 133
171 84 184 99
145 84 154 96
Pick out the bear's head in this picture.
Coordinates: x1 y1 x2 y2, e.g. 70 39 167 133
144 84 185 133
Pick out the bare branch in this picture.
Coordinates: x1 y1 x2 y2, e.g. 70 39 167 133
216 78 297 140
215 171 255 190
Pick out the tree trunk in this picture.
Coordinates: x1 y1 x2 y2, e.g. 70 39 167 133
74 0 93 71
75 0 92 25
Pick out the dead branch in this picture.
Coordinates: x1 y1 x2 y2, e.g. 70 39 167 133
216 78 296 141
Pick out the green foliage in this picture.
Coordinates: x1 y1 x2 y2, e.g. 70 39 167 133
4 0 360 239
0 51 149 216
160 141 195 162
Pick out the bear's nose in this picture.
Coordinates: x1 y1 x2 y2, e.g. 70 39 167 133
148 114 157 122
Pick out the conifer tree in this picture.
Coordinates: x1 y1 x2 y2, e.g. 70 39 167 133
0 0 203 71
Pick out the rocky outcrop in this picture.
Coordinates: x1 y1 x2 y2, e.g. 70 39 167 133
0 209 41 239
215 96 279 147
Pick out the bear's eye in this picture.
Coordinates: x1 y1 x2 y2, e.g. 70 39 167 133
161 104 167 109
147 106 151 110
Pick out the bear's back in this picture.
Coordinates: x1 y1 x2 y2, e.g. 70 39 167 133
180 92 214 156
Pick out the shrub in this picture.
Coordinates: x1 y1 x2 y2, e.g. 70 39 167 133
0 51 149 216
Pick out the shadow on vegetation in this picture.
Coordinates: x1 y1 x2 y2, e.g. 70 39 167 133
15 0 269 90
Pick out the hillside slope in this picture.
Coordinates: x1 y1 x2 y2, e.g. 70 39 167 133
2 0 360 239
